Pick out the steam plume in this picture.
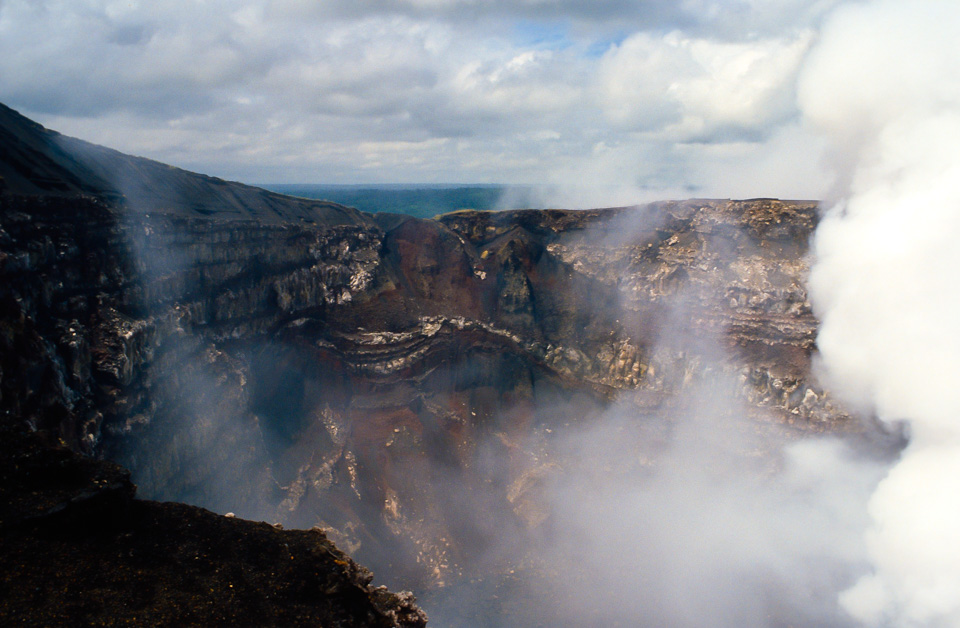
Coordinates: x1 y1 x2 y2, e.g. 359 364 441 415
799 1 960 624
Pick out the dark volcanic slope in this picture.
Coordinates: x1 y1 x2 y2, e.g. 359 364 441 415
0 425 424 627
0 104 426 626
0 103 365 225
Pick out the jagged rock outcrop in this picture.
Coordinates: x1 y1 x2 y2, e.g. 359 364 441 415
0 103 887 622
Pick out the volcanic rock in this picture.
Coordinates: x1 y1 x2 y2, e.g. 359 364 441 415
0 102 890 622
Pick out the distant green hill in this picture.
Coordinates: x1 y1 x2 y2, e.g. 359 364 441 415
263 184 532 219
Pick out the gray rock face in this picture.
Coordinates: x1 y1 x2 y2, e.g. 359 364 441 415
1 191 864 590
0 105 427 625
0 103 897 623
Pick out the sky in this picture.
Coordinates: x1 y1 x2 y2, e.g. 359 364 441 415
0 0 843 200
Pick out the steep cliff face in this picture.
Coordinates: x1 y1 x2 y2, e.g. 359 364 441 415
0 105 426 626
223 199 861 590
0 192 857 583
0 104 886 623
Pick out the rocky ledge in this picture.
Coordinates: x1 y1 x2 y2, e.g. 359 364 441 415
0 424 426 627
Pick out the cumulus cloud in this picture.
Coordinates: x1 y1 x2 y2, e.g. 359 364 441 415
0 0 834 194
597 30 813 141
265 0 694 30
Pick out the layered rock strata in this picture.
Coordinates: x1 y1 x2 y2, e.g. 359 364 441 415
1 189 859 592
0 103 892 622
0 193 426 626
0 102 427 625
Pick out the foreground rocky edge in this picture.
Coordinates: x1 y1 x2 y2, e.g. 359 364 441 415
0 423 426 627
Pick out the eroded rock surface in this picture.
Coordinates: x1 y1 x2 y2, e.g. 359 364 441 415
1 190 861 589
0 105 425 626
0 103 895 623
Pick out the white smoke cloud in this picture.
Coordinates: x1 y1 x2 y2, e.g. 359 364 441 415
533 392 884 628
421 337 889 627
799 0 960 624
